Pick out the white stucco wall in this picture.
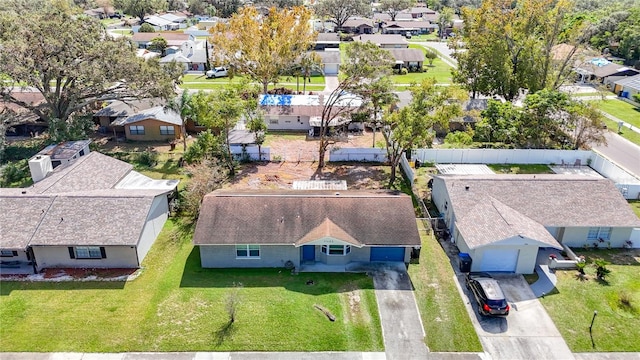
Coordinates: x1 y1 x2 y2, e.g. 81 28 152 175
199 245 301 268
0 249 30 262
33 245 139 270
559 227 635 248
266 115 310 130
136 195 169 264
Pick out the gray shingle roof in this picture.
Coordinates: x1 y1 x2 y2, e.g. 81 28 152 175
353 34 408 46
193 190 420 246
0 195 54 249
31 152 133 194
388 48 424 62
94 98 163 118
315 50 341 65
614 74 640 91
440 174 640 228
112 106 182 126
28 191 158 246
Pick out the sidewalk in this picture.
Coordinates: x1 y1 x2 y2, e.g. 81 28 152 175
599 110 640 135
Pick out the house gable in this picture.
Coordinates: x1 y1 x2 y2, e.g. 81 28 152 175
295 218 364 247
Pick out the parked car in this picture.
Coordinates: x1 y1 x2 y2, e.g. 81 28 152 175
405 31 412 39
465 272 510 316
206 67 228 78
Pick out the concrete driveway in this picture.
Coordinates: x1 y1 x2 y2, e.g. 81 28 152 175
373 269 429 360
459 274 574 360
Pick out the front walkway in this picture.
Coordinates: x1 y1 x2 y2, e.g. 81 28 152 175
372 269 429 360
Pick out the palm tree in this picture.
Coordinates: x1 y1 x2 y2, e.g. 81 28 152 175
438 7 454 41
165 91 195 151
299 52 323 93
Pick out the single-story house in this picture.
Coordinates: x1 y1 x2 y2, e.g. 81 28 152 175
158 13 187 24
431 174 640 274
613 74 640 98
388 48 425 70
408 6 436 19
93 98 164 136
192 190 421 271
575 58 640 83
112 106 183 141
83 7 113 19
315 50 341 75
353 34 409 48
447 99 489 132
130 32 194 49
373 13 414 22
143 15 180 31
0 147 178 274
259 94 361 133
314 33 340 51
382 21 438 35
1 91 47 137
340 18 376 34
159 40 207 71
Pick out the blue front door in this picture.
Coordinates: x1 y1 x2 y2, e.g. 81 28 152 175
302 245 315 261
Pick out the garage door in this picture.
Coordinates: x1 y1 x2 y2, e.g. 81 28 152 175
370 247 405 262
324 64 339 75
480 249 519 272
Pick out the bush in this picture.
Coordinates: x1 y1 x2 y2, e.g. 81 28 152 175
400 68 408 75
138 23 155 33
633 93 640 103
0 160 30 186
135 150 159 167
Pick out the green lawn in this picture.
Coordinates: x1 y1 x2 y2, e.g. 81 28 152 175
488 164 554 174
0 220 383 352
629 200 640 218
601 117 640 146
408 221 483 352
540 249 640 352
596 99 640 128
110 29 132 37
389 44 453 85
407 33 440 41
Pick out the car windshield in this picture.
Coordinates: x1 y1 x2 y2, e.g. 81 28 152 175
487 299 507 308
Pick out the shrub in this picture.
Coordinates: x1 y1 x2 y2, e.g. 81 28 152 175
594 259 611 280
400 68 408 75
135 150 159 167
138 23 155 33
0 160 30 186
633 93 640 103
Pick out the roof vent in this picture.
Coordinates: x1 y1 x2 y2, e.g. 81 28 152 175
21 190 27 194
335 192 340 196
465 185 470 191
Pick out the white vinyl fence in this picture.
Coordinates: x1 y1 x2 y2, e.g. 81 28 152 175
230 145 270 161
329 148 387 162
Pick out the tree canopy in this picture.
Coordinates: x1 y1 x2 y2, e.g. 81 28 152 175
314 0 370 30
114 0 167 23
452 0 587 101
209 6 316 94
0 6 175 131
379 0 415 21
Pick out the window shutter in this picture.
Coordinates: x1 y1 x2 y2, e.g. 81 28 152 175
68 247 75 259
12 250 18 256
100 247 107 259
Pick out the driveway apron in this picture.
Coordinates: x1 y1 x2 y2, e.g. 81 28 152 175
460 274 574 360
373 269 429 360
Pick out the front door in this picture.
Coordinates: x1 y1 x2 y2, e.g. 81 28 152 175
302 245 315 262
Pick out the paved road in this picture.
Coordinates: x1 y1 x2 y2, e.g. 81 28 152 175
459 274 575 360
372 269 429 360
592 132 640 180
411 41 458 67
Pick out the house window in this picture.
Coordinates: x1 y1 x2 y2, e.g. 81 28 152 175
236 245 260 258
129 125 145 135
587 227 612 241
321 245 351 255
160 125 175 135
69 246 106 259
269 119 279 125
1 250 18 257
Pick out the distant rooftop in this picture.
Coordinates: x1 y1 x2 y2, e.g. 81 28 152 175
36 140 91 161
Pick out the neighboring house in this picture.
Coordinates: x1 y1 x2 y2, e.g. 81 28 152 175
83 7 112 19
158 13 187 24
408 6 437 19
259 94 361 134
93 98 163 135
112 106 182 141
613 74 640 98
0 146 178 274
1 91 47 137
340 18 376 34
382 21 438 35
388 48 425 69
353 34 409 48
192 190 421 271
159 40 207 71
314 33 340 51
431 174 640 274
447 99 489 132
143 15 180 31
315 50 341 75
130 32 194 49
575 58 640 83
373 13 414 22
30 140 91 179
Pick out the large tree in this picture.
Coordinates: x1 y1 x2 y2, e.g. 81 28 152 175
317 41 395 168
0 7 175 132
210 6 316 94
114 0 167 23
165 91 195 151
437 7 453 40
379 0 415 21
452 0 586 101
382 79 467 185
314 0 370 31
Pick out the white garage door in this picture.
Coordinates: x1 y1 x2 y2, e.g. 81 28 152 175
324 64 339 75
480 248 519 272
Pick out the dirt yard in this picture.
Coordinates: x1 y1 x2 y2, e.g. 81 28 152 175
267 130 383 162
